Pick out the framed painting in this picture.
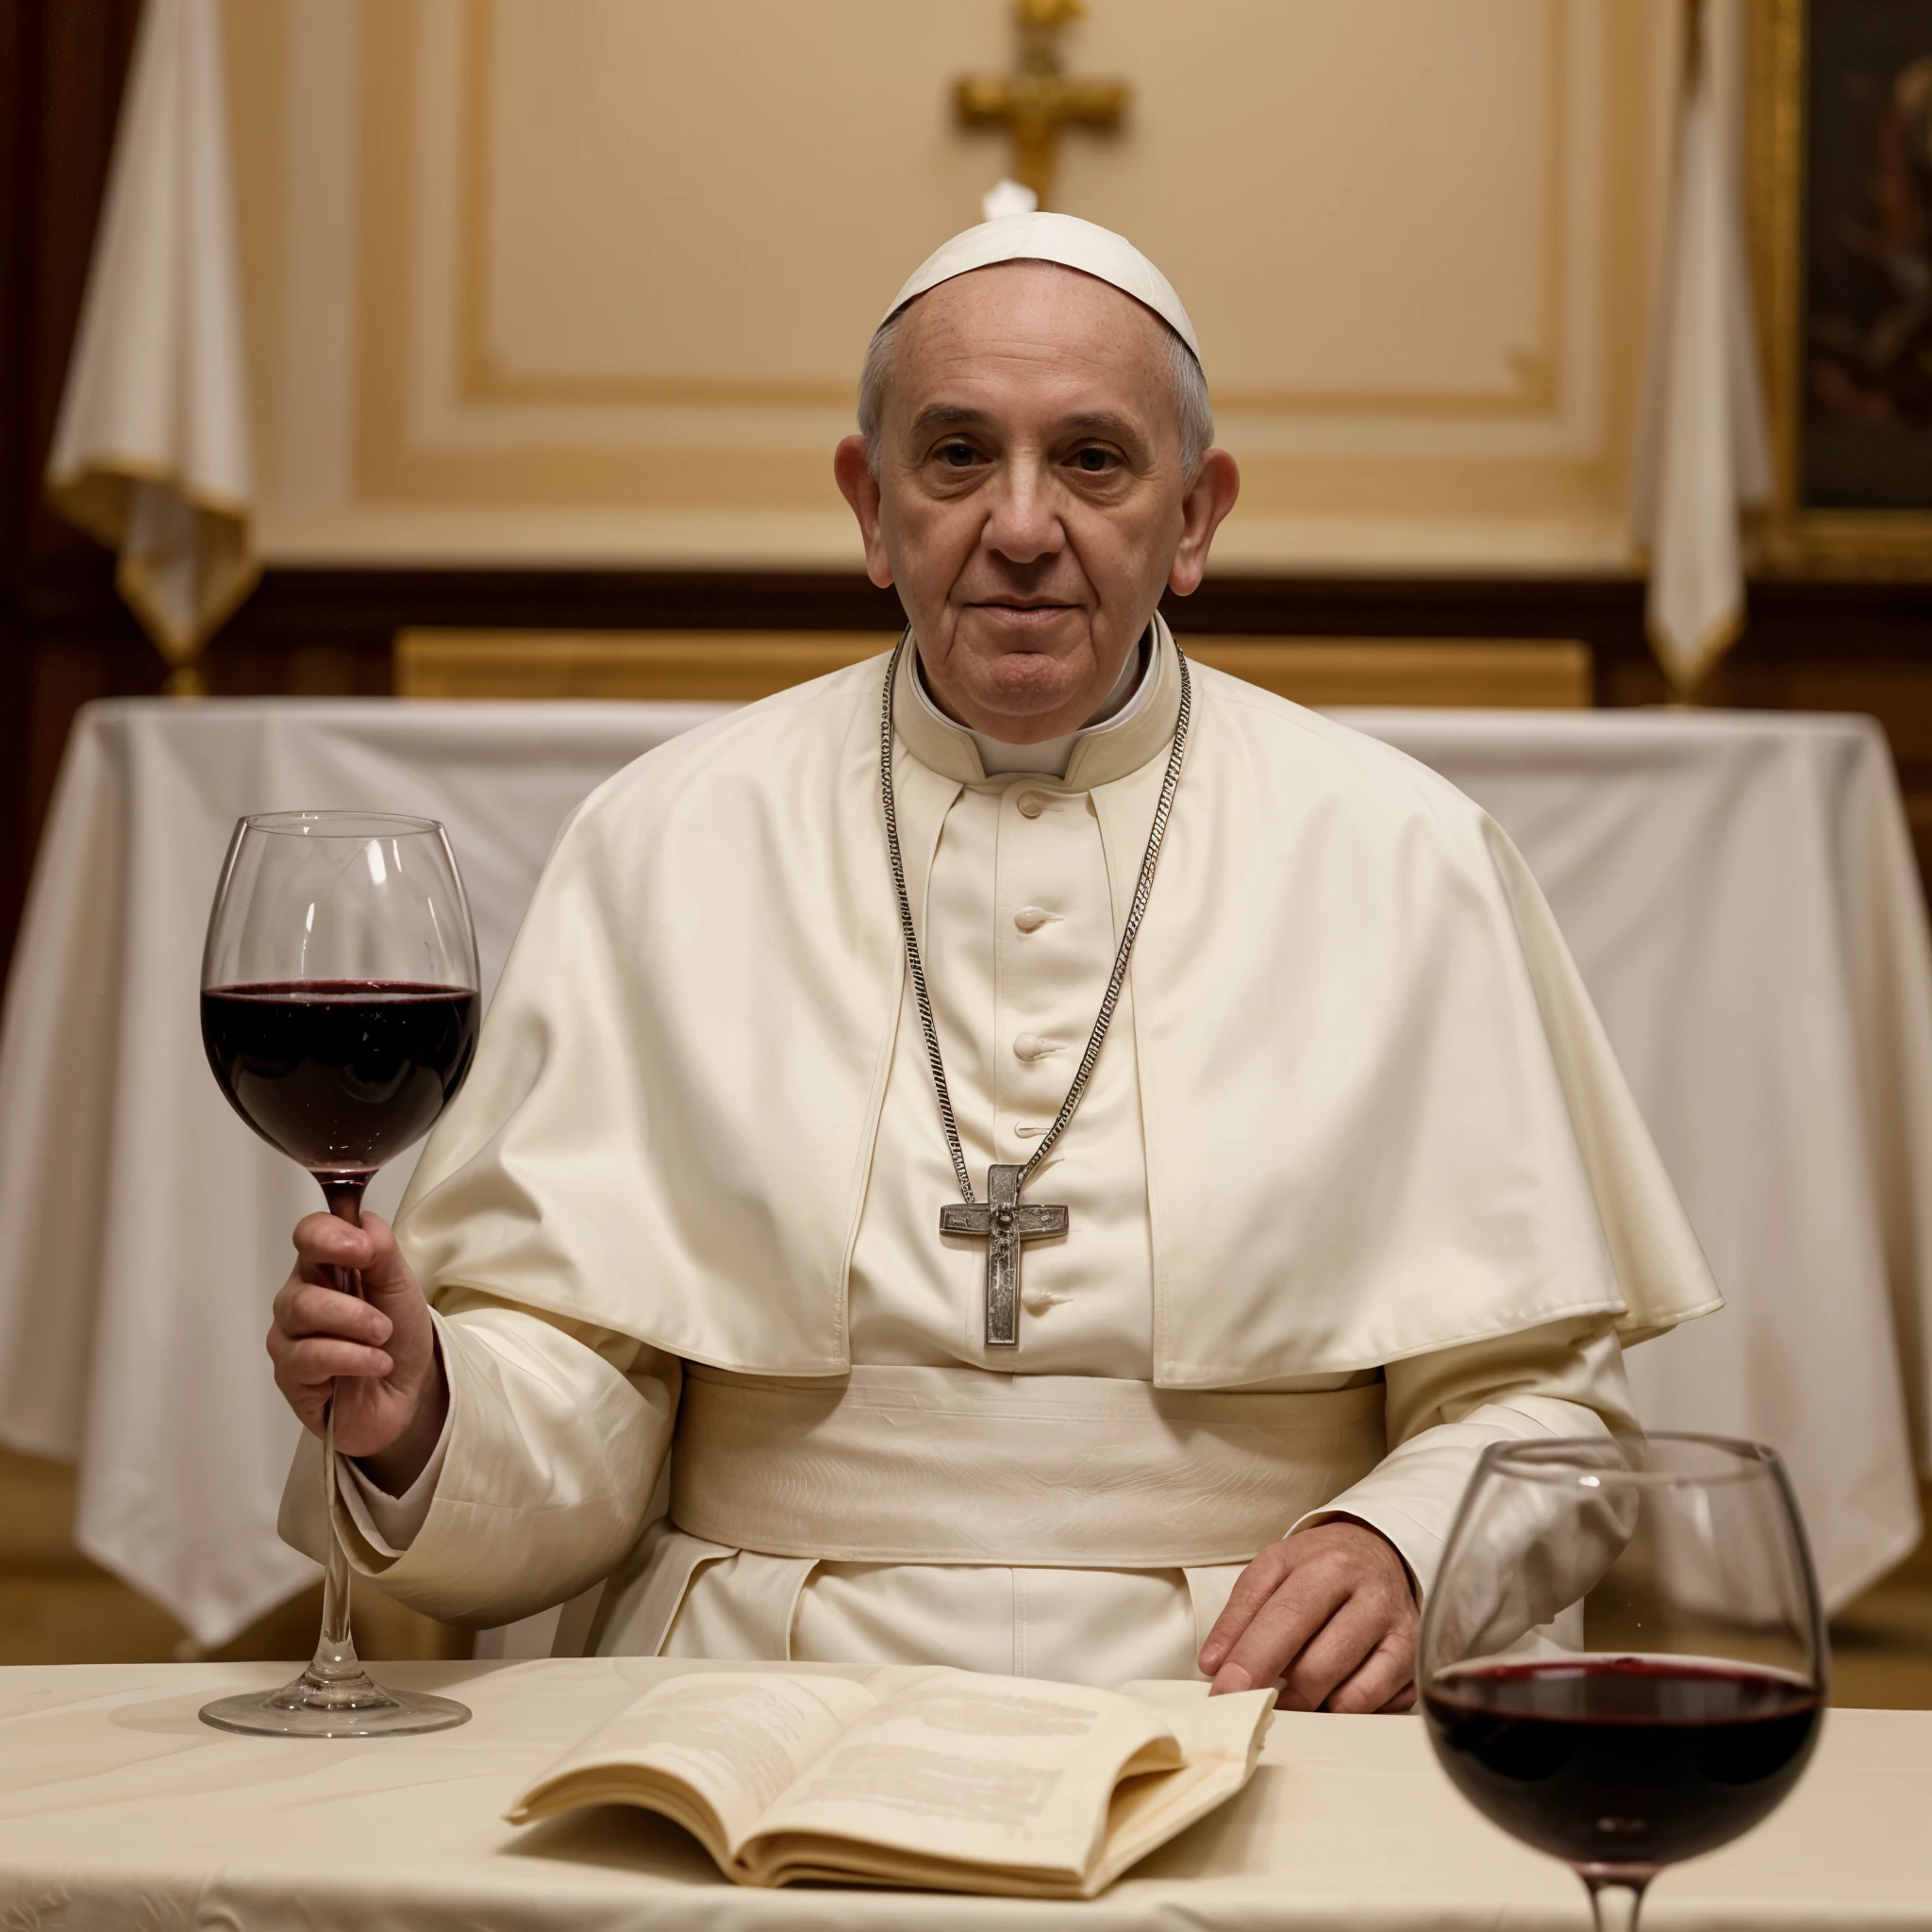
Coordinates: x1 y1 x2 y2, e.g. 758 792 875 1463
1752 0 1932 570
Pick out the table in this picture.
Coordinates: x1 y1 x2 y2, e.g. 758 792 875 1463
0 1658 1925 1928
2 698 1929 1646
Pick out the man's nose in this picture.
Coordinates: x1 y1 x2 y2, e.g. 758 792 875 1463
981 462 1065 565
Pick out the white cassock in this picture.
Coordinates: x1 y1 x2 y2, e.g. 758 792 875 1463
283 620 1719 1685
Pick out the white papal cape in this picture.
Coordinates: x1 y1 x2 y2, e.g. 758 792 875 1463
284 621 1718 1682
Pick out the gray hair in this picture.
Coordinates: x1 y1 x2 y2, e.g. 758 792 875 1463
858 300 1213 484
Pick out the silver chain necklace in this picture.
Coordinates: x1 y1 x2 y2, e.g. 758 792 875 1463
879 629 1191 1344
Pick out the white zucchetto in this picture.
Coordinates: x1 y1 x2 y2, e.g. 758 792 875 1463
881 212 1202 365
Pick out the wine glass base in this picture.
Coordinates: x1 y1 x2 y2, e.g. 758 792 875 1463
199 1668 471 1739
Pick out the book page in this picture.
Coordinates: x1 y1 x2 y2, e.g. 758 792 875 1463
506 1672 879 1857
1085 1687 1274 1890
740 1670 1181 1887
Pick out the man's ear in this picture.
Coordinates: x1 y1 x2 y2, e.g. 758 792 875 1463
1167 448 1241 597
834 435 894 590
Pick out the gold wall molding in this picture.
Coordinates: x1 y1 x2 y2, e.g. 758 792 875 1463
1212 0 1568 418
455 0 855 410
395 627 1593 708
355 1 847 511
396 629 894 700
451 0 1570 421
216 0 1669 564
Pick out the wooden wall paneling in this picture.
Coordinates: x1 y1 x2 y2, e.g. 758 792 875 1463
1 0 145 990
0 0 36 555
0 0 36 969
394 627 1595 708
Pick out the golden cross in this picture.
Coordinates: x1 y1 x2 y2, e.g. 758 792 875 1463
954 0 1130 210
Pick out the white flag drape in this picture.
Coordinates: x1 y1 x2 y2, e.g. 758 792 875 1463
45 0 257 694
1632 0 1773 696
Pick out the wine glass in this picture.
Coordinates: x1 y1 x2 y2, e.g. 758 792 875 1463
1419 1434 1826 1932
197 811 482 1738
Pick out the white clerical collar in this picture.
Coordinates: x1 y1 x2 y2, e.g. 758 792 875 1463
912 630 1157 780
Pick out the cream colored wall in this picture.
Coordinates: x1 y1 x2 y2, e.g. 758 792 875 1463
225 0 1678 573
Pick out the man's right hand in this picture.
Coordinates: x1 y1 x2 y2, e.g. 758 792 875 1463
268 1211 449 1494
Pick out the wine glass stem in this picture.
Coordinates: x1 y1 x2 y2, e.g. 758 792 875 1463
316 1408 356 1668
1585 1879 1647 1932
314 1177 369 1676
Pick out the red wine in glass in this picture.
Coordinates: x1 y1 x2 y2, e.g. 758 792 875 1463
1424 1656 1822 1870
202 980 479 1196
1419 1434 1827 1932
197 812 481 1740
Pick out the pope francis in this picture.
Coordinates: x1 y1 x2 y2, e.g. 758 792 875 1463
270 214 1719 1713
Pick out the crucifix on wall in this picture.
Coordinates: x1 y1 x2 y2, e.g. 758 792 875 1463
955 0 1130 211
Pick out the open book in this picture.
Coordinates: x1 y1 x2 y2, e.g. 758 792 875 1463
505 1666 1274 1896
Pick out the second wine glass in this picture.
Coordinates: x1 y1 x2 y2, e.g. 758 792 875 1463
1418 1434 1826 1932
198 810 481 1739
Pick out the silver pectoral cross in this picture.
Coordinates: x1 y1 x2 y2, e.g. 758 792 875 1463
940 1163 1070 1347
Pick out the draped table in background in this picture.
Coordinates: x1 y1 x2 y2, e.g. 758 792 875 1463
1 697 1928 1646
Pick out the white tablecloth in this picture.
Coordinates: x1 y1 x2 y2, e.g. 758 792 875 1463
0 1658 1925 1929
1 698 1928 1645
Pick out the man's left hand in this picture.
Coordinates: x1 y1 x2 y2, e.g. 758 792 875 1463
1197 1521 1417 1713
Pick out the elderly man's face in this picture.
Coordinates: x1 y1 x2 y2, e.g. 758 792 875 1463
835 263 1239 743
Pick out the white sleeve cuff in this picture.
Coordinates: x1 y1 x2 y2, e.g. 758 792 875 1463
1285 1394 1618 1605
338 1401 454 1558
